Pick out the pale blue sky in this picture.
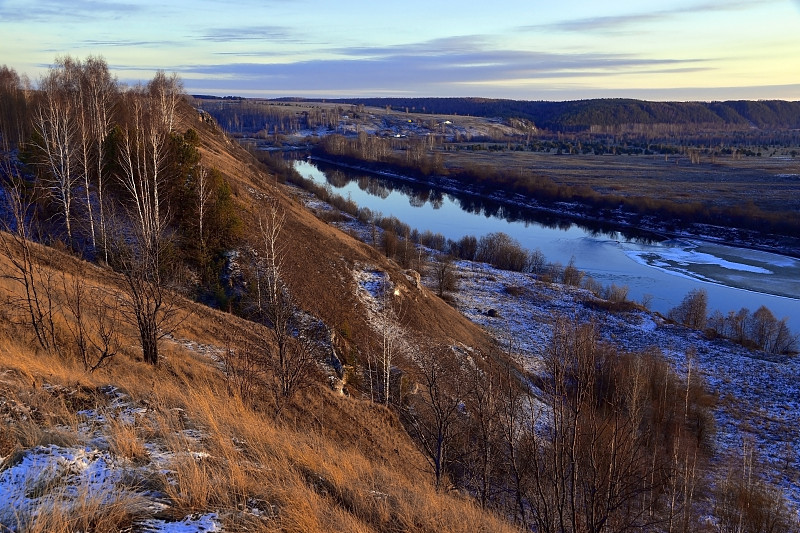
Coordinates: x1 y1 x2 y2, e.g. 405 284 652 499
1 0 799 100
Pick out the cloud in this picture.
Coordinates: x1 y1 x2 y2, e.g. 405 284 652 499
524 0 779 33
334 35 491 59
76 39 177 48
199 26 305 44
0 0 141 22
172 45 708 97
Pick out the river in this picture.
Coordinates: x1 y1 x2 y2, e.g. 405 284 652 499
293 158 800 333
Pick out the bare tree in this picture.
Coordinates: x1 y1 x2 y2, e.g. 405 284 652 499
62 274 121 372
404 343 465 490
110 74 185 365
0 65 31 152
749 305 777 352
112 232 181 366
463 357 503 508
0 178 60 354
148 71 183 134
81 56 117 262
668 289 708 330
32 59 80 245
524 318 664 533
256 202 319 415
772 318 798 355
117 85 170 256
195 165 213 261
497 357 531 528
376 274 403 406
432 254 458 298
715 439 796 533
220 335 266 404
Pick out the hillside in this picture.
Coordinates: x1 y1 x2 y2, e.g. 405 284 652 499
258 96 800 132
0 105 516 531
0 242 516 532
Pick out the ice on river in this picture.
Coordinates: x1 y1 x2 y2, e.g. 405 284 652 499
621 239 800 300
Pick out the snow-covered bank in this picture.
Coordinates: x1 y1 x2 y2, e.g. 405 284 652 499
449 259 800 513
294 181 800 514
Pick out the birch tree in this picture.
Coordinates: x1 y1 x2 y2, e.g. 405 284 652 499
112 72 182 365
117 85 171 256
376 274 403 406
81 56 117 262
256 202 319 415
33 60 80 245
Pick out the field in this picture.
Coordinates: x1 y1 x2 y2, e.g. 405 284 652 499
438 149 800 214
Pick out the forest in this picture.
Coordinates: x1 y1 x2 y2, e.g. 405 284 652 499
278 96 800 133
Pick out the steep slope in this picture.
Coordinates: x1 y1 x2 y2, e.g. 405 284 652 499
0 103 518 532
0 228 515 533
187 104 499 359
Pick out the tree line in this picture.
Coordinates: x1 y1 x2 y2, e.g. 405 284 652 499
0 57 249 366
313 134 800 240
0 57 329 420
300 97 800 132
668 289 797 355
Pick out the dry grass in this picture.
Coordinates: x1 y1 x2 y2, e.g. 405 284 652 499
439 148 800 213
2 480 151 533
0 105 522 532
106 414 149 464
0 260 516 532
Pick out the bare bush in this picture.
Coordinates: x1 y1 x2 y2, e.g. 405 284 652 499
603 283 629 303
715 441 796 533
0 181 62 354
668 288 708 330
476 232 529 271
62 274 121 372
432 255 458 297
560 257 583 286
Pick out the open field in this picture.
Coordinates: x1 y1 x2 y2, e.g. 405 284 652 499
438 149 800 214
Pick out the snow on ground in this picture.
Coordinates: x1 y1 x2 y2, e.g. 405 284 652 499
297 183 800 513
0 384 222 532
449 259 800 513
140 513 220 533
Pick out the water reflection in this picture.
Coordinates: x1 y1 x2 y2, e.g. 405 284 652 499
308 158 660 245
291 156 799 330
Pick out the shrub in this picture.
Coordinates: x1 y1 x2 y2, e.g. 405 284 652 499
668 289 707 330
475 232 529 271
561 257 583 287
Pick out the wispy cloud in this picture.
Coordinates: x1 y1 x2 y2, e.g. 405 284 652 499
173 45 708 97
335 35 491 58
524 0 778 33
199 26 305 44
0 0 141 22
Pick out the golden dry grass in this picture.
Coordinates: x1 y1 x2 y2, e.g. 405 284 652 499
0 237 518 533
0 101 521 532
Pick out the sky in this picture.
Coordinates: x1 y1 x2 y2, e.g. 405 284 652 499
1 0 799 101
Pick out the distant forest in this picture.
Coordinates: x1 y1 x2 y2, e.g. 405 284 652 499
271 97 800 132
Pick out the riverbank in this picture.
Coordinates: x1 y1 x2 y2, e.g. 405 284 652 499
287 178 800 516
307 152 800 260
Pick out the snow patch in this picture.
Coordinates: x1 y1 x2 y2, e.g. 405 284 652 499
0 445 130 528
140 513 221 532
